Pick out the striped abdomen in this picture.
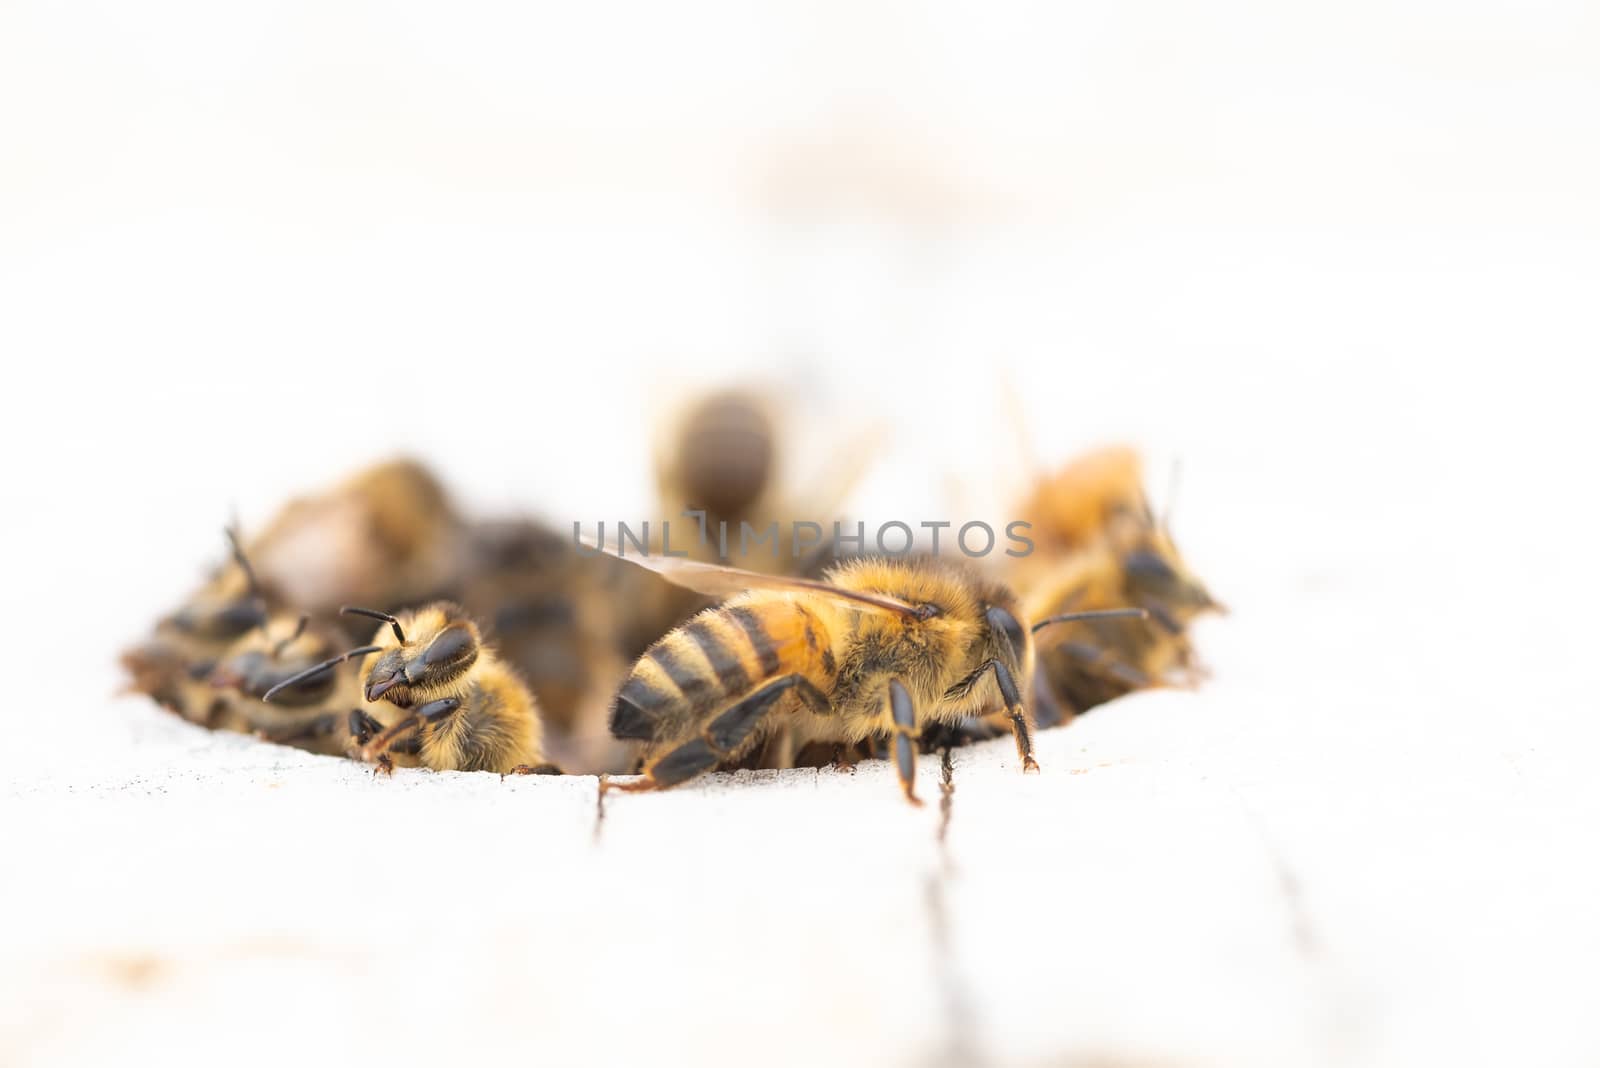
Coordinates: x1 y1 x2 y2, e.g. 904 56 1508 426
610 597 834 743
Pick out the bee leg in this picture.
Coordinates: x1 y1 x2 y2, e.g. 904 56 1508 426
354 698 458 765
348 709 385 748
763 728 797 771
359 707 434 765
373 753 395 777
981 659 1039 774
918 717 1006 753
1142 601 1183 636
887 679 923 806
617 675 829 792
255 713 338 745
1058 641 1152 690
416 698 462 725
831 743 857 774
505 763 563 777
1030 670 1074 730
608 738 720 792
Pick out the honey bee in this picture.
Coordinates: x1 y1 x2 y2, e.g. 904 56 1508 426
246 458 465 614
1014 446 1149 556
656 389 777 533
592 544 1142 804
126 457 460 725
121 528 276 729
652 386 881 572
456 519 637 772
205 613 361 755
626 385 886 723
1007 447 1222 728
265 604 560 776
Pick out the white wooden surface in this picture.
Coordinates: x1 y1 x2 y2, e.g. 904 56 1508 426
6 570 1597 1067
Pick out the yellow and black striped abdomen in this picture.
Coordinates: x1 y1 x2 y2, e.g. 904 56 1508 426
609 596 830 743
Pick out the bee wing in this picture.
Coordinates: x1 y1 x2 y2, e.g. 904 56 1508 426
579 531 922 617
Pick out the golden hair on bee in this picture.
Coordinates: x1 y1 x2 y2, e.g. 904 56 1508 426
1016 445 1150 554
265 602 558 777
1005 447 1221 730
589 544 1139 804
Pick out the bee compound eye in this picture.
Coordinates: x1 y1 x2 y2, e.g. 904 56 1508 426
984 606 1027 664
214 599 267 635
423 626 475 666
1124 549 1179 585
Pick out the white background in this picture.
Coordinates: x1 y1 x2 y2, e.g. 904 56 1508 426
2 1 1597 1065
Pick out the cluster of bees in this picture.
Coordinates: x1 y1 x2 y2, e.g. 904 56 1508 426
122 390 1221 804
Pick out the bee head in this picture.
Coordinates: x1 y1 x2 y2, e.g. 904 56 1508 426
352 604 481 706
170 594 268 642
169 527 269 641
982 604 1027 668
1121 530 1222 617
976 573 1035 682
210 615 337 705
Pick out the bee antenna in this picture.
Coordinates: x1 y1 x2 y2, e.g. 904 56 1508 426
1162 458 1183 533
341 606 406 644
223 525 262 600
1031 608 1149 635
273 615 309 658
261 644 383 702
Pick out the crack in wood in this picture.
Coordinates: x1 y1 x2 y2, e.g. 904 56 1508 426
924 745 984 1066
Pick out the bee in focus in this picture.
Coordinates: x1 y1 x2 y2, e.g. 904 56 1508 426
265 603 560 776
625 383 888 756
635 389 791 669
1007 446 1222 728
593 545 1141 804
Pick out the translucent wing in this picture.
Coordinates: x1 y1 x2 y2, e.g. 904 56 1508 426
578 531 921 617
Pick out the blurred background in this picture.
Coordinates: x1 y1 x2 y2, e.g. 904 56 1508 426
3 1 1598 1065
5 0 1597 631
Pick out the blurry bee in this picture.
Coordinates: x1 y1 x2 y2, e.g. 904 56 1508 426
121 528 275 729
591 544 1141 804
652 386 881 573
165 526 273 644
457 519 641 772
656 389 777 533
125 457 460 727
265 603 560 776
1007 447 1222 728
246 458 465 614
206 613 361 755
1013 445 1148 557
